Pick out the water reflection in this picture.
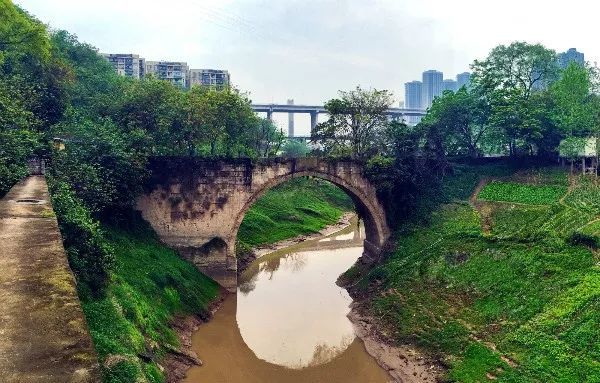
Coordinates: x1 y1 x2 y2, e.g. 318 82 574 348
183 218 390 383
236 218 364 368
305 335 355 368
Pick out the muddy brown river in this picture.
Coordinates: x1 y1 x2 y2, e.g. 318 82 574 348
183 218 390 383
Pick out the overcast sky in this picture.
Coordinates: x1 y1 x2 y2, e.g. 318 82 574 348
15 0 599 135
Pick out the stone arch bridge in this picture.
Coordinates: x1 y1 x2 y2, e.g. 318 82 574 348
137 157 390 290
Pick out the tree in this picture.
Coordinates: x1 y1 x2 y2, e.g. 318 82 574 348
0 1 50 65
550 63 596 137
559 136 588 173
190 86 257 156
313 86 393 159
117 77 182 155
50 30 127 118
471 42 559 156
247 117 284 157
282 139 310 158
420 88 489 158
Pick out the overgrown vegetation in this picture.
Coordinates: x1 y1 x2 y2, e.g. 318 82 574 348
3 2 600 382
347 165 600 382
81 217 219 383
48 178 115 295
238 177 354 248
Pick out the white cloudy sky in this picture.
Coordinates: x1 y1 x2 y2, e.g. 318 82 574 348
15 0 599 135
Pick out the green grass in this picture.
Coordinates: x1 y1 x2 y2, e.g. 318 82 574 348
80 176 353 382
478 181 567 205
82 178 353 383
354 166 600 382
237 177 354 247
81 219 220 383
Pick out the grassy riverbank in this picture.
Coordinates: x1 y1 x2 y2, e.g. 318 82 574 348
346 165 600 382
78 176 352 382
238 177 354 248
81 220 220 383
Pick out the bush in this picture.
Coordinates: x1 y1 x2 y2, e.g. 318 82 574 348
48 179 114 295
0 161 28 197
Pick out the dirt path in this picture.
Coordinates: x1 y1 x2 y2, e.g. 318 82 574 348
469 177 495 235
0 176 100 383
469 177 489 205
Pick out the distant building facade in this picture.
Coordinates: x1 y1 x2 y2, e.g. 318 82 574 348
145 61 190 88
421 70 443 109
404 81 422 109
442 79 457 93
189 69 230 89
559 48 585 68
456 72 471 89
101 53 145 79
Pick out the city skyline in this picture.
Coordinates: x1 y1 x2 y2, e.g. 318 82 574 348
15 0 598 135
16 1 599 103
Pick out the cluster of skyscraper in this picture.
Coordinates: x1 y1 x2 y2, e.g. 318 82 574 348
404 70 471 112
404 48 584 117
101 53 231 90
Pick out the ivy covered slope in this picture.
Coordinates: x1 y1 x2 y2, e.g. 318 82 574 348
237 176 354 248
51 175 351 383
348 165 600 382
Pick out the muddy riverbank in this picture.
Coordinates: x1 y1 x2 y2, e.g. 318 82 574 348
167 212 438 383
346 302 445 382
163 293 227 383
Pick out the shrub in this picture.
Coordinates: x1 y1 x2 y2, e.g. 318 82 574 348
48 179 114 295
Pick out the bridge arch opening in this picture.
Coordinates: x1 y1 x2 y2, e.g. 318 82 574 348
230 171 387 263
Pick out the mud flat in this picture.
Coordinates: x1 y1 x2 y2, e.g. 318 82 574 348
347 302 445 382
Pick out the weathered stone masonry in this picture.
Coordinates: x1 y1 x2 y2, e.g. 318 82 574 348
137 157 391 290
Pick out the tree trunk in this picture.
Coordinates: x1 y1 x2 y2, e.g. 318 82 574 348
570 159 574 174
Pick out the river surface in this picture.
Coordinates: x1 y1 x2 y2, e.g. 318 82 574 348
183 218 390 383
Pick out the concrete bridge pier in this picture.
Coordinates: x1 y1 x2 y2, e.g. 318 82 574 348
310 111 318 133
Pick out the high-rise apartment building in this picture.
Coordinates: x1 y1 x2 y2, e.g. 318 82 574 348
456 72 471 89
559 48 585 68
102 53 145 79
421 70 443 109
145 61 189 88
404 81 422 109
442 79 457 93
188 69 230 89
